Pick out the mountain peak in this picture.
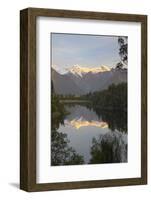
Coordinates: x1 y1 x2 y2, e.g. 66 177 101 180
67 65 112 77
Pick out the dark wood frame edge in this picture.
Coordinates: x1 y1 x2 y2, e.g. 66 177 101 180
20 7 147 192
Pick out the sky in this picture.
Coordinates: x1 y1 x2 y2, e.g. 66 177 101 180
51 33 121 73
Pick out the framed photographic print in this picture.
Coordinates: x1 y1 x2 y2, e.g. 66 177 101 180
20 8 147 191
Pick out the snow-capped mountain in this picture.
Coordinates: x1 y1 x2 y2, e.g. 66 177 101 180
67 64 111 77
51 65 127 95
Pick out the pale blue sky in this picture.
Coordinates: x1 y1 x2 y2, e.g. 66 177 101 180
51 33 121 71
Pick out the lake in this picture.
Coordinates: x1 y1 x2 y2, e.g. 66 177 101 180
53 104 127 165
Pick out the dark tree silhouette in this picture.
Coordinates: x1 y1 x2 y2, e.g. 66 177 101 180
51 93 84 165
116 37 128 69
116 62 123 70
51 130 84 166
51 80 54 94
84 83 127 133
90 132 127 164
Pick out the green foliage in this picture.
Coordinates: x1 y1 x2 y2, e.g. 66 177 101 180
90 133 127 164
51 130 84 166
51 94 69 129
88 83 127 110
84 83 127 133
51 93 84 166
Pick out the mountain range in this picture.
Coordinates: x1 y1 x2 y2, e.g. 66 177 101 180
52 65 127 95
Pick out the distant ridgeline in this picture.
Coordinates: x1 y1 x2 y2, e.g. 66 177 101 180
51 66 127 95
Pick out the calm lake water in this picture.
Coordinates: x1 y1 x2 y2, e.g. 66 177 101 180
56 104 127 165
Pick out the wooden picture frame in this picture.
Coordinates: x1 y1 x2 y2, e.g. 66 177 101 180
20 7 147 192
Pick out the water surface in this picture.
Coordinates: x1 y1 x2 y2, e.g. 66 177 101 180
54 104 127 165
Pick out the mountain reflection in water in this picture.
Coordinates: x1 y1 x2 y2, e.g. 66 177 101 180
51 104 127 166
64 117 108 129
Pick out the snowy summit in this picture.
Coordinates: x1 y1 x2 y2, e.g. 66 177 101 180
67 64 111 77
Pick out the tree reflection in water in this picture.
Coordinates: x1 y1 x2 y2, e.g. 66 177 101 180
94 108 127 133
